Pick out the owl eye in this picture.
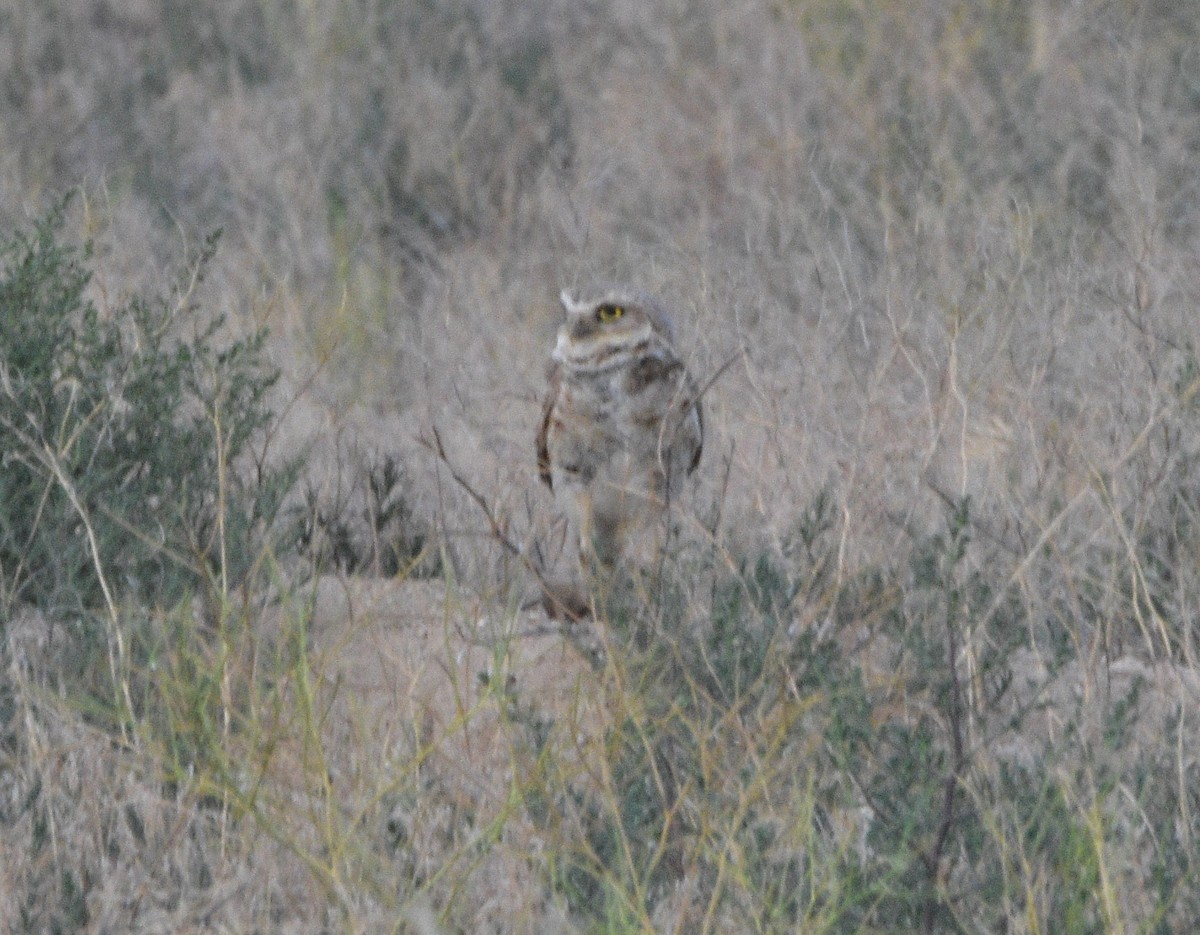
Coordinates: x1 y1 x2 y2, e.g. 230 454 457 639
596 304 625 322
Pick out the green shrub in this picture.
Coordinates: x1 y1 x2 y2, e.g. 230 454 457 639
512 492 1199 932
0 197 291 627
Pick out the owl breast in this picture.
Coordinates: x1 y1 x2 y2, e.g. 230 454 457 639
536 289 704 579
551 343 696 492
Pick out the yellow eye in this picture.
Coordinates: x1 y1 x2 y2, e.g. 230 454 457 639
596 304 625 322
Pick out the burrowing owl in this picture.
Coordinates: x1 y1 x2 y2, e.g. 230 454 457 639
537 288 703 576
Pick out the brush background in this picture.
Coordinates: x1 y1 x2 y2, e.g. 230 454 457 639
2 1 1200 931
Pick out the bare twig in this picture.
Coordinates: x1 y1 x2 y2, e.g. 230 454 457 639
419 427 523 559
694 346 747 407
417 426 592 628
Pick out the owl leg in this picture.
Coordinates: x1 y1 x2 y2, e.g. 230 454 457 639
575 487 621 573
573 486 597 571
589 511 622 569
622 504 669 576
619 469 671 573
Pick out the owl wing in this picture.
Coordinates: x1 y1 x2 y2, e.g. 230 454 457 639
536 363 560 490
638 352 704 480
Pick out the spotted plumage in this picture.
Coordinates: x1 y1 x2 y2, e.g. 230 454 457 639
537 289 703 574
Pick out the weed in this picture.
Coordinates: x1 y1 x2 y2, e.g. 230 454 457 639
297 447 436 578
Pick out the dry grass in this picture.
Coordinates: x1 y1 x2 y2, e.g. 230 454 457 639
3 0 1200 931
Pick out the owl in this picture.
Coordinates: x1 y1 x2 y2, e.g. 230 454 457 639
537 288 703 580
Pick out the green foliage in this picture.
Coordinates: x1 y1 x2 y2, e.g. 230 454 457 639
0 198 289 620
512 493 1200 932
0 198 306 928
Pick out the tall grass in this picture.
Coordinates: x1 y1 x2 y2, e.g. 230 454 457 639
2 0 1200 931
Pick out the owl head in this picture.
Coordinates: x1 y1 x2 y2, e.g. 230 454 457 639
554 289 677 365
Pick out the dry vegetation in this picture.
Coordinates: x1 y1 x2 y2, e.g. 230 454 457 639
2 0 1200 932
